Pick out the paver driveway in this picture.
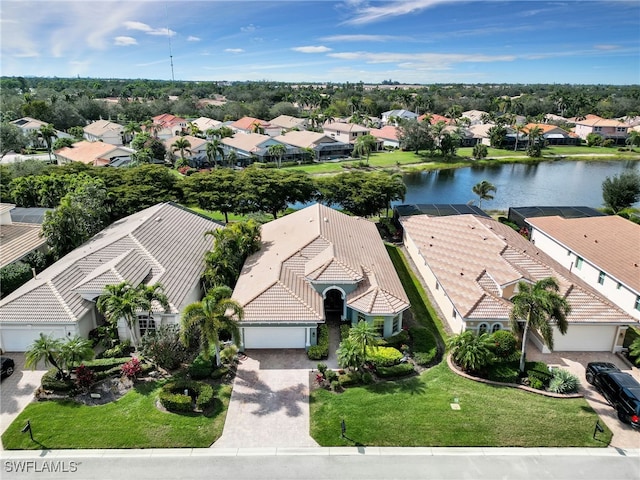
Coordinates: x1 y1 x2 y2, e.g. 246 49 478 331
0 354 47 445
213 350 321 448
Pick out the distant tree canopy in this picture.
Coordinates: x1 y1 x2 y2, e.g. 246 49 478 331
601 171 640 213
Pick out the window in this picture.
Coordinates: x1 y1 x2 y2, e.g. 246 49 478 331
435 281 440 290
598 271 605 285
357 312 365 324
478 323 488 335
616 127 627 133
635 296 640 312
138 315 156 338
374 317 385 337
392 316 399 333
452 309 457 318
594 126 603 132
617 282 622 290
492 324 502 333
575 257 583 270
567 249 571 256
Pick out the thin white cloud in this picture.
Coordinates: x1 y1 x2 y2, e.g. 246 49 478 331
114 36 137 46
345 0 455 25
594 44 619 50
320 34 404 42
225 48 245 53
292 45 332 53
241 24 256 32
124 21 176 37
327 51 516 69
187 36 201 42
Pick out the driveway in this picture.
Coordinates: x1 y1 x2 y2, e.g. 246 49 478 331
526 345 640 449
213 350 321 448
0 354 47 444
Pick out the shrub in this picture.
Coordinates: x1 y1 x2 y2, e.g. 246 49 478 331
307 345 326 361
548 369 580 394
527 362 553 388
377 363 415 378
159 379 215 412
360 372 374 384
220 344 239 366
74 357 131 372
308 324 329 360
340 324 351 341
317 363 328 375
409 326 438 365
41 368 74 392
330 380 341 392
367 346 403 367
378 330 409 348
338 372 359 387
211 366 230 380
413 351 436 366
139 324 189 370
325 369 338 383
188 353 214 380
101 341 134 359
194 383 215 410
448 331 495 373
485 362 520 384
121 358 142 379
490 330 517 358
529 377 545 390
74 364 96 390
159 391 192 412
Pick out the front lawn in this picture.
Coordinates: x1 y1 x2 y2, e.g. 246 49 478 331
310 363 611 447
1 381 231 450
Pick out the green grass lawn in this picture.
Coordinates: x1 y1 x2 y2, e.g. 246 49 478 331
310 363 612 447
1 381 231 450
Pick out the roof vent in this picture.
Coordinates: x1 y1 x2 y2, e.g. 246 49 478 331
156 217 162 222
324 217 328 222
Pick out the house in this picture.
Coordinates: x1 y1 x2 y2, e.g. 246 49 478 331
381 109 418 125
322 122 370 144
83 120 125 146
507 206 606 229
190 117 222 136
461 110 489 125
0 203 223 352
164 135 208 165
232 203 410 350
369 125 401 149
0 203 47 269
273 130 352 161
521 123 578 146
150 114 188 140
230 117 281 137
418 113 452 125
401 213 636 353
221 133 288 164
9 117 71 148
574 115 628 144
270 115 308 132
526 215 640 321
54 141 135 166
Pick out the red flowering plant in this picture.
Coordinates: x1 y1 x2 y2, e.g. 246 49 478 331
74 364 96 390
121 357 142 379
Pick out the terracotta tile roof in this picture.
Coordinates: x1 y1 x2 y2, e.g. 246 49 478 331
0 203 223 324
274 131 336 149
0 222 46 268
191 117 221 131
574 115 627 128
418 114 452 125
233 204 409 323
152 114 186 127
401 214 635 325
163 135 207 151
221 133 274 153
526 215 640 292
83 119 123 136
231 116 271 131
55 141 134 165
322 122 370 133
270 115 307 130
369 125 399 141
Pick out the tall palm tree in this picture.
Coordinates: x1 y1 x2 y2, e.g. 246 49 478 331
353 134 378 165
96 282 147 347
25 333 65 378
39 124 57 162
514 125 526 151
348 320 378 368
509 277 571 373
171 137 192 167
142 119 160 139
137 282 170 336
206 139 225 168
267 143 287 168
59 336 94 373
123 121 141 145
626 130 640 147
472 180 497 208
180 286 243 366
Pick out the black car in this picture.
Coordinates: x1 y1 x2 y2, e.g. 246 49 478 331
586 361 640 429
1 356 15 379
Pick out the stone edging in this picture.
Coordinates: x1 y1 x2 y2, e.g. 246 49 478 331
446 354 583 399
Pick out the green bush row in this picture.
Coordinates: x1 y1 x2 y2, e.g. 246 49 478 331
308 324 329 360
340 324 351 341
74 357 131 372
376 363 415 378
41 369 74 392
367 346 403 367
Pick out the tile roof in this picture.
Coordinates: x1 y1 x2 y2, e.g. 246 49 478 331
401 214 635 325
574 115 627 128
369 125 399 142
269 115 307 130
83 119 123 136
522 123 572 137
418 114 452 125
322 122 370 133
163 135 208 151
191 117 221 131
233 204 409 323
526 215 640 292
221 133 276 153
0 203 223 324
54 141 133 165
274 131 337 149
230 116 272 131
152 114 186 127
0 222 46 268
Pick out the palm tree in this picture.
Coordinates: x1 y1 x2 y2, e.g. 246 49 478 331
123 121 141 145
447 331 494 373
137 283 170 336
206 139 225 168
180 286 243 366
39 124 57 162
526 125 544 157
348 320 378 368
353 134 378 165
142 119 160 139
59 336 94 373
472 180 497 208
25 333 65 378
514 125 526 151
337 337 361 371
250 122 265 134
96 282 147 347
171 137 192 167
509 277 571 373
626 130 640 148
267 143 287 168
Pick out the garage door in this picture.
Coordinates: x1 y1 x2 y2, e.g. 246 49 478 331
552 325 616 352
243 327 306 349
1 327 67 352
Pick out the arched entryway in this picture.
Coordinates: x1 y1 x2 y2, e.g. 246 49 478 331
323 288 345 323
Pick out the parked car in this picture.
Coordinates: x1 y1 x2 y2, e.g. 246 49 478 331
1 356 15 379
586 362 640 429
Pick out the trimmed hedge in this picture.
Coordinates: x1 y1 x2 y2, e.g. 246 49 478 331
377 363 414 378
308 324 329 360
41 369 74 392
73 357 131 372
367 346 403 367
188 354 214 380
159 379 215 412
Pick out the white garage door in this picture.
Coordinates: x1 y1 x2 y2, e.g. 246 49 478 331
1 326 67 352
552 325 616 352
243 327 306 349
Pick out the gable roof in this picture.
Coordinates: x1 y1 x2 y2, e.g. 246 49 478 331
369 125 399 142
401 214 634 325
54 141 134 165
323 122 370 133
0 219 46 269
163 135 208 151
230 116 272 131
191 117 221 132
274 130 337 149
152 114 187 127
0 203 223 324
10 117 48 130
522 123 574 137
270 115 307 130
574 115 627 128
83 119 124 136
221 133 278 153
233 204 409 323
419 114 452 125
526 215 640 292
382 109 418 119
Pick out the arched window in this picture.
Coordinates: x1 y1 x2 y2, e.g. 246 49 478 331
492 323 502 333
478 323 489 335
138 315 156 338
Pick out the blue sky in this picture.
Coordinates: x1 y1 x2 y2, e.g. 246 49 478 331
1 0 639 84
